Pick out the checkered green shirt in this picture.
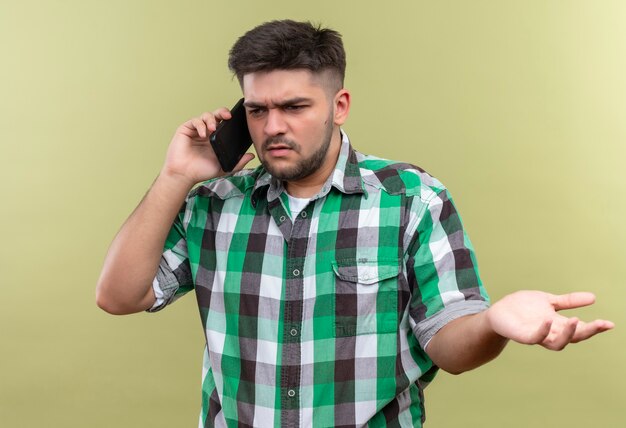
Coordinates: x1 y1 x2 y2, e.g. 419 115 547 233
151 133 490 427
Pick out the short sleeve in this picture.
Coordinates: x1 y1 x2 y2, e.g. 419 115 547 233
147 198 195 312
406 188 490 348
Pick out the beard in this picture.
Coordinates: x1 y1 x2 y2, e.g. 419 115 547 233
260 112 335 182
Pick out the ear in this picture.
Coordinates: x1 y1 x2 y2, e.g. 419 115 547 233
333 89 351 126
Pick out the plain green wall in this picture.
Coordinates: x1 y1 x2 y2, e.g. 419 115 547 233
1 1 624 426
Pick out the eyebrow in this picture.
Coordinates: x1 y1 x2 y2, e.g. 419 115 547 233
243 97 312 109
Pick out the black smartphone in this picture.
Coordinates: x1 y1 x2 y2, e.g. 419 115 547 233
209 98 253 172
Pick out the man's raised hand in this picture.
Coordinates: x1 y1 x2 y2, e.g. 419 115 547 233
486 290 614 351
160 108 255 188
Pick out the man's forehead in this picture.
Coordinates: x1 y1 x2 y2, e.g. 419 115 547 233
242 69 328 101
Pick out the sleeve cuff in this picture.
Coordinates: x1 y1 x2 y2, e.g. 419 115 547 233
145 259 182 313
413 299 490 350
147 278 166 312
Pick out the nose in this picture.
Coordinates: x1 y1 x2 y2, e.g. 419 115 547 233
263 109 287 137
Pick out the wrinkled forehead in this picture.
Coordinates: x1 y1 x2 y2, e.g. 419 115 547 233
242 69 327 103
242 69 340 102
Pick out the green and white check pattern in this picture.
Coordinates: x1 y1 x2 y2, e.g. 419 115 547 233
151 133 490 427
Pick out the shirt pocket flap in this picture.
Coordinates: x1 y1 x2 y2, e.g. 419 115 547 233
331 257 400 285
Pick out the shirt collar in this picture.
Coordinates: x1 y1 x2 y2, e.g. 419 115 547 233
251 131 365 207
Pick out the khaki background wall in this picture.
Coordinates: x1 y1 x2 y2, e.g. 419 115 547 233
1 1 624 426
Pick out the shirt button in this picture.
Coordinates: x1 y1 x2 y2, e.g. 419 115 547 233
301 211 307 218
287 389 296 397
279 215 286 222
292 269 300 277
290 328 298 336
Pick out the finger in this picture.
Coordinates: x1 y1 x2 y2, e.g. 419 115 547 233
190 117 209 139
212 107 232 122
199 112 218 135
199 108 232 135
522 317 553 344
550 292 596 311
543 317 578 351
571 319 615 343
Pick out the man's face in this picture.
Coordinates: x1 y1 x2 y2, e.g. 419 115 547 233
242 69 345 182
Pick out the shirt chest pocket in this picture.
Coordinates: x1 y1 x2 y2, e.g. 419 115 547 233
331 257 400 337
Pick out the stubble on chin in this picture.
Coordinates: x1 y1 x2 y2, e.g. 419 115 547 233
262 130 333 181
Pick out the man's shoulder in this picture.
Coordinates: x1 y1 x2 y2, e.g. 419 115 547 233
355 151 446 198
188 167 262 201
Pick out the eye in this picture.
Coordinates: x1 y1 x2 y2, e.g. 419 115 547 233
285 105 305 112
247 108 266 118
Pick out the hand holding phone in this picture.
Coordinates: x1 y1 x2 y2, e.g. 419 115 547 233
209 98 253 172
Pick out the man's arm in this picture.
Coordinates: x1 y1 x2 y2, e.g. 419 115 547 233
95 173 193 314
96 108 254 315
426 290 615 374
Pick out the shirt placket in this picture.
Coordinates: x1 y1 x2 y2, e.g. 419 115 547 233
268 196 312 427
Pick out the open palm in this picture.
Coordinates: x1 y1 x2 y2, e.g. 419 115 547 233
486 290 614 350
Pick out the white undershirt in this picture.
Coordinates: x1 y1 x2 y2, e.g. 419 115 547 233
286 193 311 219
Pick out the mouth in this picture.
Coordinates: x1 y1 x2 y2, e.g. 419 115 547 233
264 138 298 158
266 144 292 151
265 145 293 157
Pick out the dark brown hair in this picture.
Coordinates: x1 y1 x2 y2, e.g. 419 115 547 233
228 20 346 90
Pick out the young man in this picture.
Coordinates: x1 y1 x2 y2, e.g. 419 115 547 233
96 20 613 427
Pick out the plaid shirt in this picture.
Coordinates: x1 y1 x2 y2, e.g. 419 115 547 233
151 133 489 427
